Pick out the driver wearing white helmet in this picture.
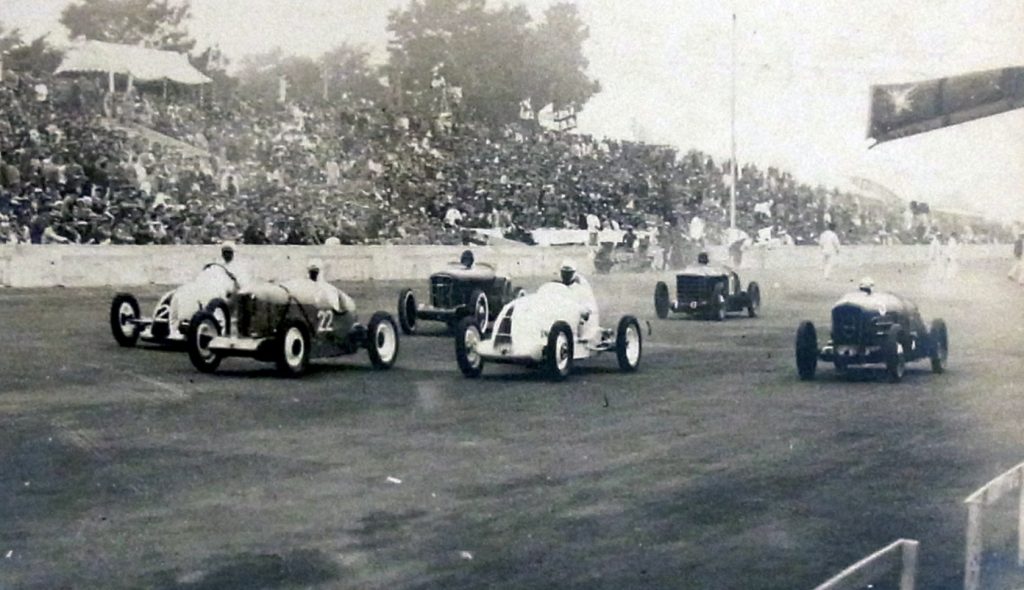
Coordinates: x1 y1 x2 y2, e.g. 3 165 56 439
559 259 600 342
306 259 352 314
212 240 251 289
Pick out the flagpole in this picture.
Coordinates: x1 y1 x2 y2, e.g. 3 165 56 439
729 10 737 230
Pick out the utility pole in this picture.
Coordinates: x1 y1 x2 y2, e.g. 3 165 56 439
730 11 738 230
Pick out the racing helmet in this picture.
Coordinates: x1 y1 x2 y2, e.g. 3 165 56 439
858 276 874 294
307 259 322 281
460 249 475 268
560 259 577 285
697 252 710 265
220 240 235 262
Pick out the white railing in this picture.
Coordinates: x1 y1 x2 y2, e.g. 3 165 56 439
963 462 1024 590
813 539 919 590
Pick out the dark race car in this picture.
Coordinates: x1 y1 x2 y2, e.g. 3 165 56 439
593 242 654 274
397 261 525 335
186 279 398 377
794 286 948 382
653 263 760 321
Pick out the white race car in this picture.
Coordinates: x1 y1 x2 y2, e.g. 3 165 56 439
453 281 642 380
109 263 239 347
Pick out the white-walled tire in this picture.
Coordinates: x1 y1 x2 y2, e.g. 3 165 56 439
397 288 417 335
455 316 484 378
544 321 574 381
110 293 141 347
615 315 642 372
367 312 399 369
275 319 310 377
186 310 223 373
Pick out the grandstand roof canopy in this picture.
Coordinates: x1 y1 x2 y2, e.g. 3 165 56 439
54 40 211 85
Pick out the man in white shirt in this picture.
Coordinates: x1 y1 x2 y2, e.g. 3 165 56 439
944 232 960 279
818 223 841 279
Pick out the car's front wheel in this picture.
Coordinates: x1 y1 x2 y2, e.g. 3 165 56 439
469 289 490 334
544 321 574 381
110 293 141 347
654 282 670 319
929 319 948 374
205 298 231 336
454 316 484 378
746 282 761 318
884 325 906 383
275 319 310 377
397 288 417 335
710 283 727 322
186 310 223 373
615 315 642 372
795 321 818 381
367 312 399 369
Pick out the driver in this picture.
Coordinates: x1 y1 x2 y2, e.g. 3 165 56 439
858 276 874 295
697 251 710 265
213 240 250 289
460 249 475 269
307 259 352 314
560 259 600 342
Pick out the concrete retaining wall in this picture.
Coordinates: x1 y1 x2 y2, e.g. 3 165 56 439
0 244 1007 288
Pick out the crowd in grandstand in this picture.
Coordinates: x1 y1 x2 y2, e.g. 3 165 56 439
0 69 1007 253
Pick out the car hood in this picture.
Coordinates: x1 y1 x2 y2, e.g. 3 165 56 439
834 291 916 315
678 265 731 277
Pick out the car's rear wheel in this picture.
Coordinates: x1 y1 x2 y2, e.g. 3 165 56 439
110 293 141 347
205 298 231 336
746 281 761 318
710 283 727 321
795 321 818 381
654 282 670 319
929 319 948 374
367 312 399 369
186 310 223 373
469 289 490 334
454 316 484 378
884 325 906 383
544 321 574 381
615 315 642 372
275 319 310 377
397 288 417 335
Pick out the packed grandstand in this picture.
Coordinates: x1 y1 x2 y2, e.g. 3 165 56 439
0 68 1008 250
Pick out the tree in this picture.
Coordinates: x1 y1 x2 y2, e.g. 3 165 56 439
319 43 386 103
526 3 600 119
60 0 195 53
0 24 64 77
0 22 23 57
385 0 599 126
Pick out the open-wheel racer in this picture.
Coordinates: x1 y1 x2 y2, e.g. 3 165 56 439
186 262 399 377
653 252 760 321
453 261 642 381
794 278 948 382
397 250 525 335
110 262 240 348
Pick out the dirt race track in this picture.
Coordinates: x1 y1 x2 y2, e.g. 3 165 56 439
2 258 1024 589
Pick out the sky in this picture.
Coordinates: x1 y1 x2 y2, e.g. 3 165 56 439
3 0 1023 219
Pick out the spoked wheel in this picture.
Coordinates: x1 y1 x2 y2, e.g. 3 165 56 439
454 316 484 378
110 293 141 347
544 321 574 381
275 319 310 377
746 282 761 318
929 319 948 374
469 289 490 334
654 282 670 319
615 315 642 372
884 325 906 383
186 310 223 373
367 312 399 369
795 321 818 381
397 288 417 335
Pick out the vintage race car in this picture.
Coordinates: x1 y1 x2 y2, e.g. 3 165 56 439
397 261 525 335
593 242 655 274
109 263 239 347
453 281 642 381
185 279 398 376
795 289 948 382
654 264 760 321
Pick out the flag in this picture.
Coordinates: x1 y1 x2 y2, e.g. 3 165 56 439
868 66 1024 144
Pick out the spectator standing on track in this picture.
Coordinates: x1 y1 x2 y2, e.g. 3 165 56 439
1008 231 1024 284
818 223 841 279
926 230 944 282
944 232 960 279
